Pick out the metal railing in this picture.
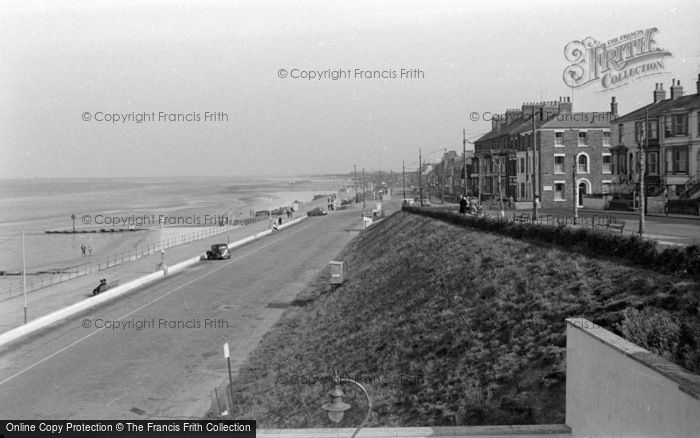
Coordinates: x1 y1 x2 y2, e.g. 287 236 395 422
0 214 290 302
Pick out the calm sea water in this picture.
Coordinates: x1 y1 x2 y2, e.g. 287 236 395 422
0 176 343 270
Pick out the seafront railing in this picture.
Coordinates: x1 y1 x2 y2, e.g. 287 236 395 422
0 214 285 302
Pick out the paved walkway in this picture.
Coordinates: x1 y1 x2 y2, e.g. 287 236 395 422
0 199 329 335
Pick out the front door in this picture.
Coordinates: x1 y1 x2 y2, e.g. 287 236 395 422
578 182 587 207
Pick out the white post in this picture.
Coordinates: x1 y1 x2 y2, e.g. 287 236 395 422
22 230 27 324
160 216 166 272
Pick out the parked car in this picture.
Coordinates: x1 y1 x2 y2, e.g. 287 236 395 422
307 207 328 216
206 243 231 260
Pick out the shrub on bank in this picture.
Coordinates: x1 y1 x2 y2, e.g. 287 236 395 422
402 205 700 279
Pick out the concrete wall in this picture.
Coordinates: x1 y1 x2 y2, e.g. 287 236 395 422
566 318 700 438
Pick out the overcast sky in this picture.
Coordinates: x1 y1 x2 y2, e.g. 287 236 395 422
1 0 699 178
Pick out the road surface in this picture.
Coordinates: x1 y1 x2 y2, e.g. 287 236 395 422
0 208 362 419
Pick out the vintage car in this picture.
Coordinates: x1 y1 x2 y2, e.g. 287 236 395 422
206 243 231 260
307 207 328 216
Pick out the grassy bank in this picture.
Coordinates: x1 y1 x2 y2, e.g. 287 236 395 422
222 211 700 427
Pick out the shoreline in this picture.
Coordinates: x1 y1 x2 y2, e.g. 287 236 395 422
0 178 346 274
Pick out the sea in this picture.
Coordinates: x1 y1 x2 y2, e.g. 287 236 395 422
0 176 345 272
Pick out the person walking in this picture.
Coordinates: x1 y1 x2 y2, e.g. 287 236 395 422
459 196 467 214
81 243 86 256
87 245 92 255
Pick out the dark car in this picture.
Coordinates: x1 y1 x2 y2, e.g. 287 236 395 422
206 243 231 260
307 207 328 216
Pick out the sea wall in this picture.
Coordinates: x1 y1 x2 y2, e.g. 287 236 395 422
566 318 700 438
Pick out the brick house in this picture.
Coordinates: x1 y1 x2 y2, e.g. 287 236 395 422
610 75 700 200
474 97 616 209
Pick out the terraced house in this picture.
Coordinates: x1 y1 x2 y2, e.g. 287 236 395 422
610 75 700 201
474 97 616 209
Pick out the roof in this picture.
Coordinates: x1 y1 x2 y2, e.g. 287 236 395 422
540 112 614 129
615 93 700 123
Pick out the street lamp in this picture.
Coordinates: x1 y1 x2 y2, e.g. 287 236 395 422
321 370 372 438
494 158 505 219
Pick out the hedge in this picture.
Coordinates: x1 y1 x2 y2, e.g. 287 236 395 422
402 206 700 279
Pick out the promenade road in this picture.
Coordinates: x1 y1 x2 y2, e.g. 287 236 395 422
0 206 362 419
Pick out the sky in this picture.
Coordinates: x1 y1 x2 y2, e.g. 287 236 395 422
1 0 699 178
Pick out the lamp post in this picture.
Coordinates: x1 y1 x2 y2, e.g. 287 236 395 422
321 370 372 438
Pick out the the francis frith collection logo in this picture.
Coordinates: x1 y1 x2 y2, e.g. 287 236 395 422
563 28 672 91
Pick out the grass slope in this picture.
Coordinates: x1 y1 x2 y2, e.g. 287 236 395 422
224 211 700 427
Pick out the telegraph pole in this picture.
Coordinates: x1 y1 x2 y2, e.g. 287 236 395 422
442 148 446 204
463 129 467 197
402 160 406 200
531 108 538 221
354 165 358 203
419 149 423 207
362 167 366 209
639 108 648 236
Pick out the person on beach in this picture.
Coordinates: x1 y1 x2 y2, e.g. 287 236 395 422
278 216 282 226
81 243 86 256
88 245 92 255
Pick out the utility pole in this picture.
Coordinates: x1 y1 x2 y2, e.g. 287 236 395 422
362 167 366 209
531 108 538 222
442 148 446 204
463 129 467 197
496 160 504 218
354 165 358 203
402 160 406 200
639 107 648 236
572 160 578 225
419 149 423 207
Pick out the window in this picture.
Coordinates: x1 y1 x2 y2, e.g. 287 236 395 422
519 157 525 173
554 183 566 201
666 148 689 174
647 152 658 175
578 131 588 146
554 155 565 174
602 154 612 173
602 182 611 194
665 114 689 137
618 124 624 144
603 131 611 146
577 154 589 173
520 182 526 199
555 131 563 146
648 121 658 140
674 114 688 136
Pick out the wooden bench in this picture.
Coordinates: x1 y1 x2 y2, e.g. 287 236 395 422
595 220 625 234
513 213 531 224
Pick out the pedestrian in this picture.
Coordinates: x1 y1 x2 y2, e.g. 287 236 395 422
81 243 86 256
278 216 282 226
459 196 467 214
88 245 92 255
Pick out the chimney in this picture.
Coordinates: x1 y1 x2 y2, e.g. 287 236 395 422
653 83 666 103
558 96 572 113
696 74 700 94
610 96 618 117
670 79 684 100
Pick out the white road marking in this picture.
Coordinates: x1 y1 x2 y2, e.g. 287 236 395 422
0 221 314 387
